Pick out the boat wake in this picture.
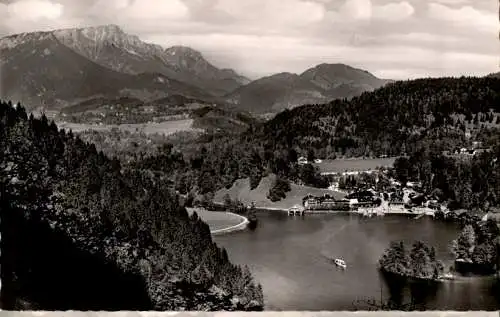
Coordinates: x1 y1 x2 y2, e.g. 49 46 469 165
319 223 351 266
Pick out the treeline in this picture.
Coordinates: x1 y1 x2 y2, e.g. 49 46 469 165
0 101 263 310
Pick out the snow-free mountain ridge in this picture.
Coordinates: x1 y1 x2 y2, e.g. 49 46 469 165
225 63 391 113
0 24 391 113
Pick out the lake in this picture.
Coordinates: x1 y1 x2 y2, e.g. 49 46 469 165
213 212 500 311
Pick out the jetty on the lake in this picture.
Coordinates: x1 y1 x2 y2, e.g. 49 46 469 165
288 205 305 216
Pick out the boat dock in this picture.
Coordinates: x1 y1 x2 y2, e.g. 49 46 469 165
288 205 305 216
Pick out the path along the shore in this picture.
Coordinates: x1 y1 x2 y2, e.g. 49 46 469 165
210 213 249 235
186 208 250 235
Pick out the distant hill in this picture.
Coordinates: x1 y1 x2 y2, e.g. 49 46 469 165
61 94 211 115
190 104 260 134
225 63 391 113
58 94 260 135
0 31 215 111
249 76 500 158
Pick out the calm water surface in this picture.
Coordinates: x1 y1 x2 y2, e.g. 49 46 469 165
213 212 500 311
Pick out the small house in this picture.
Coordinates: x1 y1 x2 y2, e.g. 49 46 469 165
472 141 483 149
304 197 320 209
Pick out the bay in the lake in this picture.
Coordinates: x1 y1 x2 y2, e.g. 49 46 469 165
213 212 500 311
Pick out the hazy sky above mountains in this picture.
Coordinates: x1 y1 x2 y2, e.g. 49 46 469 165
0 0 498 80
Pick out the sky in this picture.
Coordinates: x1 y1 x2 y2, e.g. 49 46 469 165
0 0 498 80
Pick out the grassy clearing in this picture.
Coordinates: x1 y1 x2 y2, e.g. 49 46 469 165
56 119 203 136
314 157 396 173
214 174 345 210
186 208 246 231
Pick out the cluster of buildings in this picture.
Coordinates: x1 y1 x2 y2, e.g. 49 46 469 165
290 166 452 217
295 186 445 217
301 190 381 213
444 141 492 158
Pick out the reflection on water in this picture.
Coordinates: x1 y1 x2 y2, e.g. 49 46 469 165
377 271 440 310
213 212 500 311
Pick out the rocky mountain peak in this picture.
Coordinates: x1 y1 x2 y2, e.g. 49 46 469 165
165 45 204 60
0 31 54 50
53 24 163 53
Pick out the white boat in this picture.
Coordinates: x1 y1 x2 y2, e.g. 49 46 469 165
334 258 347 269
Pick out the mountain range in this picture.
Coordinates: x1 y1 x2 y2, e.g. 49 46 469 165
0 24 390 113
226 64 392 113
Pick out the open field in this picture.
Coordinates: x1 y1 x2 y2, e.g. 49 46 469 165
214 174 345 210
186 208 248 233
314 157 397 173
56 119 203 136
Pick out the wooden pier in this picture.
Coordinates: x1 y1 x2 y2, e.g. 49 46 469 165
288 205 305 216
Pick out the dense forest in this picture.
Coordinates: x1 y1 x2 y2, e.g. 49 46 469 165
379 241 445 280
451 220 500 273
0 101 263 310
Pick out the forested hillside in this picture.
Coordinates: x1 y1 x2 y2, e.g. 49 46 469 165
250 76 500 158
391 146 500 211
0 101 263 310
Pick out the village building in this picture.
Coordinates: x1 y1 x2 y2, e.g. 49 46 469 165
303 194 350 211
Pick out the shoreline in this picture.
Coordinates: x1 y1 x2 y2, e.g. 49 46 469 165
380 268 498 284
187 207 250 235
251 204 434 217
210 212 250 235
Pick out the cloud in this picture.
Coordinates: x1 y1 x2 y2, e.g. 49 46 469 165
214 0 325 27
339 0 372 20
373 2 415 21
333 0 415 22
7 0 63 21
427 3 498 33
124 0 189 20
429 0 470 5
146 32 496 80
88 0 189 21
